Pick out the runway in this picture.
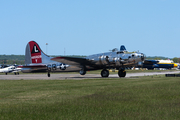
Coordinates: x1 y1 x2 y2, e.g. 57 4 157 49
0 71 180 80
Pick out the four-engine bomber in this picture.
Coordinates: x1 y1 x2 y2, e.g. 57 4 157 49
52 45 145 77
22 41 145 77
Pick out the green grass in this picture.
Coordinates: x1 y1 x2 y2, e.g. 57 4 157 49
0 76 180 119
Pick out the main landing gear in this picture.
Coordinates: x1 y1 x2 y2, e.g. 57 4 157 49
101 69 109 77
80 68 86 75
100 68 126 78
79 68 110 77
118 69 126 77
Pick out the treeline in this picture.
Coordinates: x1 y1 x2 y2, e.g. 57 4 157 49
146 56 169 60
0 55 25 65
0 55 25 61
0 55 179 65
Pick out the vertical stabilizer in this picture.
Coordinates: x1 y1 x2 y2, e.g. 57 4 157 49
120 45 126 51
29 41 42 63
25 41 50 64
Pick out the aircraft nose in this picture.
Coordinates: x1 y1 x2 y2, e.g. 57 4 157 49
174 63 178 68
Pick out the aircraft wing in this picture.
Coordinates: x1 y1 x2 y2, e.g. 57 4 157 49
51 56 93 67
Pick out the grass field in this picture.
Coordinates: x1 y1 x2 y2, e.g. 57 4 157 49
0 76 180 119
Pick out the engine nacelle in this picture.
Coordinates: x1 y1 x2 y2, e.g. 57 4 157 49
100 56 123 66
99 56 130 66
110 57 123 66
99 55 109 65
116 57 122 66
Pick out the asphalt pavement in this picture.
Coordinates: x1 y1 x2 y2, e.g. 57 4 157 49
0 71 180 80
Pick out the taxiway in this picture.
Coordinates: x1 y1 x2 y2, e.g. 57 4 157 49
0 71 179 80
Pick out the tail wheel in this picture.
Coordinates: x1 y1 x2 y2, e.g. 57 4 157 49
48 72 50 77
101 69 109 77
118 70 126 77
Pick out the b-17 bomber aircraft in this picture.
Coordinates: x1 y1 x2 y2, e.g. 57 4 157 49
22 41 145 78
51 44 145 78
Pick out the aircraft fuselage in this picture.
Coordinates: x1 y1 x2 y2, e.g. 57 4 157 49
84 51 144 70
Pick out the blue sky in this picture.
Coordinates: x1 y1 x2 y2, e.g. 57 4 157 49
0 0 180 58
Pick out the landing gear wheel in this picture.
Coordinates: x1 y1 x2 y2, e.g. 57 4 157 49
80 69 86 75
14 73 16 75
118 70 126 77
101 69 109 77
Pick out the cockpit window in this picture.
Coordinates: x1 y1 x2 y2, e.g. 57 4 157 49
117 51 124 54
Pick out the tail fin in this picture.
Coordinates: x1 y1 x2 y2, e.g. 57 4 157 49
25 41 49 64
120 45 126 51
